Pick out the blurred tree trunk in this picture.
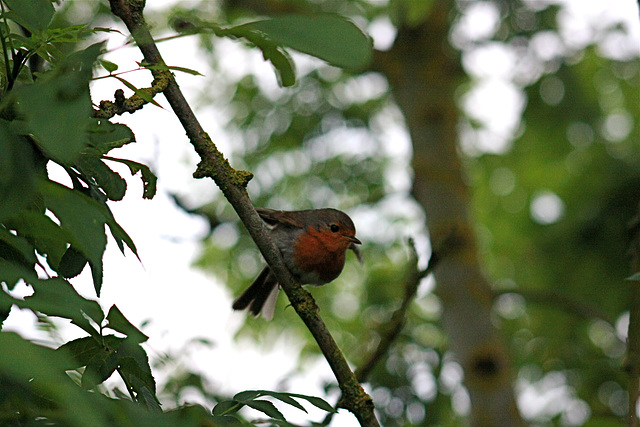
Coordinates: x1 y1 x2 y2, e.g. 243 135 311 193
374 3 523 426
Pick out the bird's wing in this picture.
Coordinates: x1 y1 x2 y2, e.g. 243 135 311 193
256 208 304 228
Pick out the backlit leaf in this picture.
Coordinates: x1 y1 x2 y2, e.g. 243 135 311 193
106 305 149 343
14 44 103 164
3 0 54 33
239 15 372 70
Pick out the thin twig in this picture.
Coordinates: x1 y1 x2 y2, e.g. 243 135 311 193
355 238 440 383
320 238 442 426
106 1 378 425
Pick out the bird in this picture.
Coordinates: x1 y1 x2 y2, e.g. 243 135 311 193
232 207 361 320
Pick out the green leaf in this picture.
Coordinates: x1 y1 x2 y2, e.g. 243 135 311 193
104 208 140 259
77 156 127 201
233 390 262 401
0 259 38 290
287 392 336 413
3 0 54 33
87 119 136 154
40 180 108 295
0 275 102 337
82 344 119 389
56 335 125 369
212 400 241 416
90 260 104 300
0 226 37 268
39 181 106 249
244 399 285 421
58 246 89 278
103 156 157 200
0 332 108 425
0 120 41 222
116 339 158 405
5 211 70 270
256 391 306 412
261 44 296 87
14 43 103 164
24 277 105 326
100 59 119 73
138 385 162 412
221 25 296 87
239 14 372 70
105 305 149 343
238 390 335 414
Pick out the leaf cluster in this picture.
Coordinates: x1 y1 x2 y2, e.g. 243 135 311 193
0 1 177 425
213 389 335 425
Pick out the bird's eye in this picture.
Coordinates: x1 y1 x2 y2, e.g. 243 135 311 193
330 224 340 233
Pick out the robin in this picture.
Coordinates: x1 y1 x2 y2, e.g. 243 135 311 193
232 207 362 320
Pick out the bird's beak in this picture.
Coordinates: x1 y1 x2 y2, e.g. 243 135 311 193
347 236 362 245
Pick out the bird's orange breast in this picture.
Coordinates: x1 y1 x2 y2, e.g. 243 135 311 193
291 226 348 284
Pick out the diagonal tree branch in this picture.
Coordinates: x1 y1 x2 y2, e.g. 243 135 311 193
106 1 378 425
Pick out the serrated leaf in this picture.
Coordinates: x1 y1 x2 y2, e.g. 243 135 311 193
15 43 103 164
58 246 89 278
56 335 124 369
82 344 119 389
288 393 336 413
0 332 108 425
105 209 140 259
256 391 306 412
4 0 54 33
77 156 127 201
0 120 40 222
18 277 104 329
117 339 158 402
57 336 101 369
138 386 162 412
40 180 108 295
0 259 38 290
244 400 285 421
233 390 261 402
89 259 104 298
87 119 136 154
103 156 157 200
5 211 70 270
212 400 242 416
0 226 37 268
106 305 149 343
239 14 372 70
